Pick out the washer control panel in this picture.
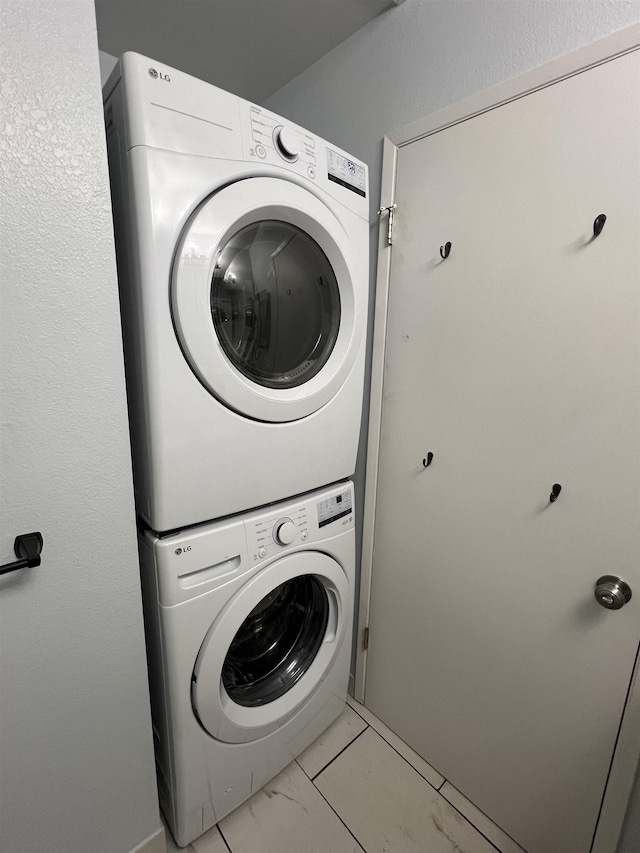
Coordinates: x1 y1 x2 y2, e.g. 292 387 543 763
244 482 354 564
317 488 353 528
246 504 309 563
273 518 296 545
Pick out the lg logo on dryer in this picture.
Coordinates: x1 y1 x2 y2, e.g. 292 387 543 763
148 67 171 82
174 546 192 555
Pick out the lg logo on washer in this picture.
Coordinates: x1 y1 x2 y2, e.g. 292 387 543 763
174 546 192 556
148 67 170 82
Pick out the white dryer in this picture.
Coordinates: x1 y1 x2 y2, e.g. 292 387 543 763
138 481 355 847
103 54 369 532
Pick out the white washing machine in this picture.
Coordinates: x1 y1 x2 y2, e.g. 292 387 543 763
138 481 355 847
103 53 369 532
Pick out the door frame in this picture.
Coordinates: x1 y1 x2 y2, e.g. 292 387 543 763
357 22 640 853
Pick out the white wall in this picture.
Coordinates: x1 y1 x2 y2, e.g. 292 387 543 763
264 1 640 848
0 2 161 851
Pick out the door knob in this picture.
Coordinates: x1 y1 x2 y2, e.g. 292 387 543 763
594 575 632 610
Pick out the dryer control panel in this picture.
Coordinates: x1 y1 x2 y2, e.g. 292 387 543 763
239 103 368 219
107 52 368 221
242 104 318 179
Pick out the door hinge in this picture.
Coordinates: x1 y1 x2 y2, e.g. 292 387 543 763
363 626 370 651
377 204 397 246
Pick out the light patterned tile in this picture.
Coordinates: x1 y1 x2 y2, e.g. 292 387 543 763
440 782 526 853
297 704 368 779
347 696 445 789
315 727 496 853
191 823 229 853
219 760 363 853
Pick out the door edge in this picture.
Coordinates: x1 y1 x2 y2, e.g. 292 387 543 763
592 641 640 853
354 134 397 702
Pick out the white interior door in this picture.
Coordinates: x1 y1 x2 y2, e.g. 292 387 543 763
366 49 640 853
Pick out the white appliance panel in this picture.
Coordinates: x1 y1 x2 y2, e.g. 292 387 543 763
104 53 368 531
139 482 355 846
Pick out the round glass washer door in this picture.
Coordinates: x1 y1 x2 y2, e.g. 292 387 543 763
191 551 349 744
172 177 362 423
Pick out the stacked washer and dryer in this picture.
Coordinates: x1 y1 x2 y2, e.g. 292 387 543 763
103 54 369 847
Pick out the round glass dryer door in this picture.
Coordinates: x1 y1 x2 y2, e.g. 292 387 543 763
191 551 349 744
172 177 362 423
211 221 340 390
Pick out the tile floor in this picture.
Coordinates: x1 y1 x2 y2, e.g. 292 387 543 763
163 697 525 853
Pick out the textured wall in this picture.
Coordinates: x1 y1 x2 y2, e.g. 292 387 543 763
264 1 640 848
0 2 161 851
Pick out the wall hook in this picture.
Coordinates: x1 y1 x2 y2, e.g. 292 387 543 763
593 214 606 238
423 452 434 468
440 242 452 260
549 484 562 503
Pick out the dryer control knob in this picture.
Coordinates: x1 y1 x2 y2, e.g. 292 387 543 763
274 519 296 546
274 125 301 161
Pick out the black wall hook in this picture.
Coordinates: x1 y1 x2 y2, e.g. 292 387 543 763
423 452 434 468
549 484 562 503
440 242 452 260
593 214 606 238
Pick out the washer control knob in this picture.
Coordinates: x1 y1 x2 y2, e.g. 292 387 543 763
274 125 301 161
274 519 296 546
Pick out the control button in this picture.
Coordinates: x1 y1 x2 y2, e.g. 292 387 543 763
258 547 267 558
255 144 267 159
300 530 308 541
273 125 301 162
307 165 316 179
274 519 296 546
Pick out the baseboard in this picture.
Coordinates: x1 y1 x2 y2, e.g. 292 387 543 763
128 825 165 853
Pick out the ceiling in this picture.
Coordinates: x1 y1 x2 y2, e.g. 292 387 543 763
95 0 401 103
